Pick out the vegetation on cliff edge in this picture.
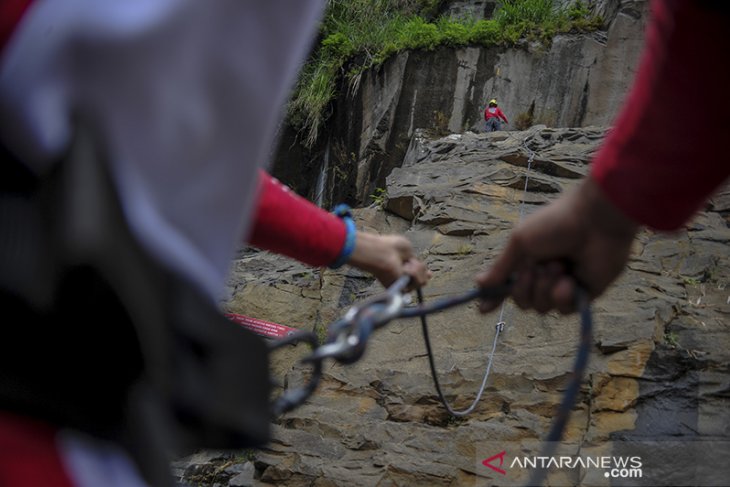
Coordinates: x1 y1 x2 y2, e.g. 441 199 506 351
287 0 602 147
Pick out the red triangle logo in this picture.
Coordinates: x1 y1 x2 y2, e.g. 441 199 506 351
482 450 507 475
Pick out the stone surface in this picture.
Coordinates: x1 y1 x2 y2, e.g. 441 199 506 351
271 1 649 209
180 126 730 486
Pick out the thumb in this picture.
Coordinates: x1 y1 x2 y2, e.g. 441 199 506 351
403 257 432 290
475 234 524 312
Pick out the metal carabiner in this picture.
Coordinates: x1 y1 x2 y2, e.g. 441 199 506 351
302 275 411 364
303 317 358 363
332 276 411 363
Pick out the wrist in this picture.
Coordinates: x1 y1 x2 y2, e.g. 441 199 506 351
329 204 357 269
347 232 388 274
581 176 640 241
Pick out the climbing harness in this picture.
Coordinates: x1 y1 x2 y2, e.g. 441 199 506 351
268 131 593 485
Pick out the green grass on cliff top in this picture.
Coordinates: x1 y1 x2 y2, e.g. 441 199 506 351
288 0 602 147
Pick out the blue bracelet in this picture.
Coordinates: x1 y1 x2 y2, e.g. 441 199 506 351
329 204 357 269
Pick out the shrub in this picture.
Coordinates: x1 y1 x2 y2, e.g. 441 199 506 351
397 17 441 50
470 19 502 45
431 110 450 136
566 0 591 20
514 111 534 130
288 62 338 147
321 32 354 61
495 0 557 26
288 0 602 147
437 17 471 46
370 187 388 208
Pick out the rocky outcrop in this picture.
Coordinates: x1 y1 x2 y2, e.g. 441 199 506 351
175 126 730 486
271 1 648 209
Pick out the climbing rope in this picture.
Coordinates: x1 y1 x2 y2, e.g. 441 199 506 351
268 130 592 486
417 287 505 416
419 133 538 416
270 275 509 415
269 274 592 487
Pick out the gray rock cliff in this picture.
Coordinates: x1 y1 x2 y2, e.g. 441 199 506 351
175 126 730 486
272 1 648 210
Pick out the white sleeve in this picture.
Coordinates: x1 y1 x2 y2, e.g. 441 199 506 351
0 0 325 300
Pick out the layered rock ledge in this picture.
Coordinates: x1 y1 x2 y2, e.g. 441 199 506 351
176 127 730 486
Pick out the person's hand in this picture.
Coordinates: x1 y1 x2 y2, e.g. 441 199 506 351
475 177 639 314
347 232 432 290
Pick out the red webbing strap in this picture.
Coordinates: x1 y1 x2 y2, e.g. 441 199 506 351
225 313 299 339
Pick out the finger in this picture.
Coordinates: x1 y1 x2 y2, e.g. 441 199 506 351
476 235 526 312
532 265 554 313
511 268 534 310
477 281 505 313
404 260 425 287
392 236 415 261
553 276 577 314
476 233 525 288
532 261 567 313
403 258 430 289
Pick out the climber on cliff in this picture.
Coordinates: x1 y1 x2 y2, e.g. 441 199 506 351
484 99 509 132
476 0 730 315
0 2 430 486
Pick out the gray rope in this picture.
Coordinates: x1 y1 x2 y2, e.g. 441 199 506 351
426 133 536 415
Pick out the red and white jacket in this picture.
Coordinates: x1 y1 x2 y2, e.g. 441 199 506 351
484 106 508 123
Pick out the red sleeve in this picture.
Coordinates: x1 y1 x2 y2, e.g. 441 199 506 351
498 108 508 123
590 0 730 231
247 170 346 267
0 412 74 487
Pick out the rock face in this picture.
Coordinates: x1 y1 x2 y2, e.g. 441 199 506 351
271 1 648 209
176 126 730 486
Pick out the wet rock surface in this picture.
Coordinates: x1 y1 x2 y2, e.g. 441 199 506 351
176 127 730 486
